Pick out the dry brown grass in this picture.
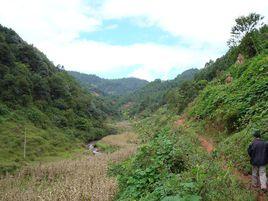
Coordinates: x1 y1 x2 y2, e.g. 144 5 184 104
0 122 138 201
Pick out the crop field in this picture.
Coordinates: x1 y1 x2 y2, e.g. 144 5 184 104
0 123 138 201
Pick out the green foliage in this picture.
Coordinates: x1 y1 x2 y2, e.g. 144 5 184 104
95 141 118 153
25 107 50 129
189 54 267 133
0 24 112 173
194 48 238 82
121 22 267 118
112 112 255 200
111 128 187 200
165 81 200 114
68 71 148 96
162 195 201 201
228 13 264 47
188 53 267 174
119 69 199 117
0 120 82 174
0 102 10 115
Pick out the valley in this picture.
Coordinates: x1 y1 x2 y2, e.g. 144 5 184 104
0 12 267 201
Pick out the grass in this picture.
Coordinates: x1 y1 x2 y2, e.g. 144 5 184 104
0 122 138 201
95 141 118 153
0 119 84 174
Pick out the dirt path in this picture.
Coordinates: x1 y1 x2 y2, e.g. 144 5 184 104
176 117 266 201
197 134 266 201
198 136 214 153
0 122 139 201
197 134 251 183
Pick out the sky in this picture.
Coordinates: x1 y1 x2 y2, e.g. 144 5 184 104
0 0 267 81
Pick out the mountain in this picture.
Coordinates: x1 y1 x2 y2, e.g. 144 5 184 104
118 68 199 116
68 71 149 96
0 24 113 173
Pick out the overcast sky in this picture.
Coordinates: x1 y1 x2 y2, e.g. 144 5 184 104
0 0 267 81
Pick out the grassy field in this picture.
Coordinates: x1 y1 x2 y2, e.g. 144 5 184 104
0 122 139 201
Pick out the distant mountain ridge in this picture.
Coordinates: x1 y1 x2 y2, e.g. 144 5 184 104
116 68 199 115
68 71 149 96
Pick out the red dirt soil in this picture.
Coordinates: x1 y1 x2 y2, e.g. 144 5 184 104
176 118 185 126
198 136 214 153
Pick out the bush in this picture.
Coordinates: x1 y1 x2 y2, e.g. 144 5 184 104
111 128 187 200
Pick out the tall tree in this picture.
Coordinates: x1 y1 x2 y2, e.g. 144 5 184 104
228 13 264 47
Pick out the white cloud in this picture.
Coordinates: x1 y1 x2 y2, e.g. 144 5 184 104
41 40 220 81
100 0 268 44
0 0 100 44
0 0 267 80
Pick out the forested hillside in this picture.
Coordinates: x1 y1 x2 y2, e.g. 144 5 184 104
0 24 114 173
68 71 148 96
118 68 199 117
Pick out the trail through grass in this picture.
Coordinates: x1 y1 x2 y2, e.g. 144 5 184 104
0 121 138 201
180 117 267 201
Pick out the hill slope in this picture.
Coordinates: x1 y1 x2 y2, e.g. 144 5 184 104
0 24 112 173
118 68 199 116
189 53 268 171
112 20 268 201
68 71 148 96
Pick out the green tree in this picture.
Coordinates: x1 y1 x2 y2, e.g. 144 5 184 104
228 13 264 47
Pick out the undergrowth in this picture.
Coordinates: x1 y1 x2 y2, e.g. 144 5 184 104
188 54 268 173
111 110 255 201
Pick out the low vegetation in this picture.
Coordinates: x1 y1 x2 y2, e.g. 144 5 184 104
0 122 138 201
111 109 255 200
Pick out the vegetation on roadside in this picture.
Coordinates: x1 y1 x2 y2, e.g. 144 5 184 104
111 109 255 200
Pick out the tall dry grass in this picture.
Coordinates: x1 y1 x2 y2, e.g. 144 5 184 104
0 126 138 201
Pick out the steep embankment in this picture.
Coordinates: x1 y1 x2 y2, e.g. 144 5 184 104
0 122 138 201
188 53 268 172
